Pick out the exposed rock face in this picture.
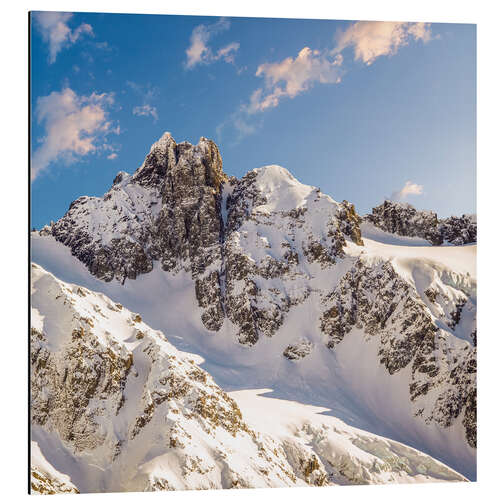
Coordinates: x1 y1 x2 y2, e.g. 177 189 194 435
48 132 227 283
439 214 477 246
364 200 477 245
364 201 443 244
30 264 466 492
319 259 476 448
46 133 231 335
338 200 364 246
36 132 476 476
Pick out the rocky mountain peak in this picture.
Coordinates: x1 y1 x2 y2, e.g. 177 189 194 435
33 130 476 482
364 200 477 246
135 132 227 194
365 200 442 244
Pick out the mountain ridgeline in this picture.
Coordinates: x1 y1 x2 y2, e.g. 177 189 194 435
42 132 365 345
35 132 477 483
364 200 476 246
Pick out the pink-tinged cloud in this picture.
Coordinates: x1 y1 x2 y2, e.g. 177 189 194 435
31 87 118 180
391 181 424 201
248 47 343 113
335 21 431 65
34 12 93 63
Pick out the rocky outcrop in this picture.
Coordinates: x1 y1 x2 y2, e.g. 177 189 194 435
30 264 466 492
283 340 313 360
439 214 477 246
364 201 443 244
41 135 364 346
364 200 476 245
338 200 364 246
320 258 476 448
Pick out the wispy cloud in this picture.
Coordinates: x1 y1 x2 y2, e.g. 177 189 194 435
126 81 159 122
107 152 118 160
248 48 343 113
334 21 431 65
216 110 261 145
219 21 432 141
31 87 118 180
133 104 159 122
33 12 93 63
390 181 424 201
185 18 239 69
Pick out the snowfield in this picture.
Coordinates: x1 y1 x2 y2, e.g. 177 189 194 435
29 134 476 488
31 223 476 480
30 264 466 492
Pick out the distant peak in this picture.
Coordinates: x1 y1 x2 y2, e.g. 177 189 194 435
378 199 436 216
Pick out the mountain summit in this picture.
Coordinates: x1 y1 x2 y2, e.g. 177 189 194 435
34 133 476 482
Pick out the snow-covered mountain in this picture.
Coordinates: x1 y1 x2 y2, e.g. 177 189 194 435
364 200 477 246
32 132 476 488
30 263 466 492
31 441 79 494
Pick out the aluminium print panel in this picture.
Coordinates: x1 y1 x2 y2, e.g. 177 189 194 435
29 10 476 494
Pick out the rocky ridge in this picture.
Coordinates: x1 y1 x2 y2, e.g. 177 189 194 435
319 258 476 447
36 132 476 478
30 264 465 492
41 133 365 346
364 200 476 246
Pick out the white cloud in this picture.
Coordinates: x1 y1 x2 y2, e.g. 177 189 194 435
126 81 160 122
217 47 342 143
133 104 159 122
215 42 240 64
31 87 117 180
107 153 118 160
219 20 433 140
391 181 424 201
335 21 431 65
33 12 93 63
408 22 433 43
185 18 239 69
247 47 343 113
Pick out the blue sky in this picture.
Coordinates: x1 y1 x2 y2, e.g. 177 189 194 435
30 12 476 229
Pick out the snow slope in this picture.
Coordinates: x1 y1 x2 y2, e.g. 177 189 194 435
30 132 476 482
31 441 79 494
231 389 466 485
30 264 465 492
31 227 476 479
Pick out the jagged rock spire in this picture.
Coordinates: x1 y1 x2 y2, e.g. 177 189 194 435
134 132 227 195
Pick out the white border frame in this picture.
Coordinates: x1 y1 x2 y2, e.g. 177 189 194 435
2 1 498 498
